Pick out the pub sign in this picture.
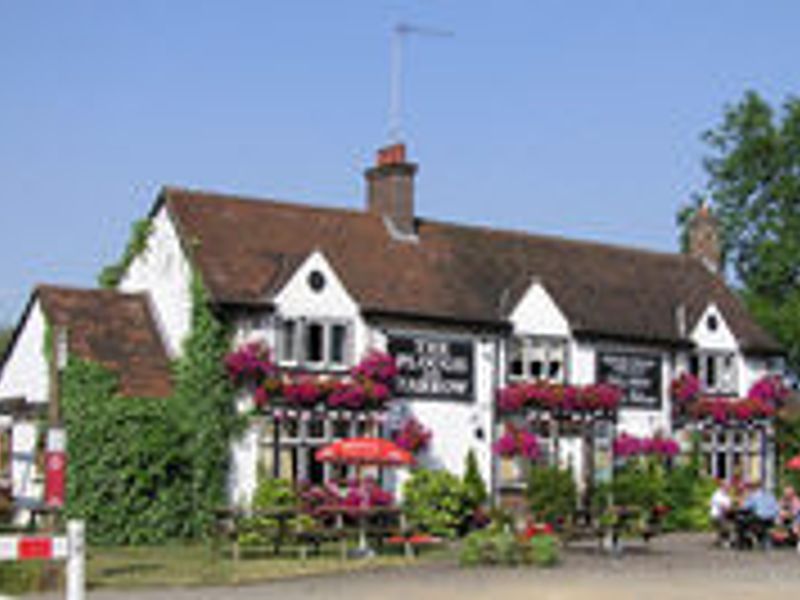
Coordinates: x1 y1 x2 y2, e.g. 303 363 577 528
388 335 474 401
596 351 662 409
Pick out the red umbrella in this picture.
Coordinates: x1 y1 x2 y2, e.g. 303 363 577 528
315 437 414 466
786 454 800 471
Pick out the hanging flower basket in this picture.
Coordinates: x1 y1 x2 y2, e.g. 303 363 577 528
496 381 622 416
225 343 398 412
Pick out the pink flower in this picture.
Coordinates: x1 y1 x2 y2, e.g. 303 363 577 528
351 351 398 385
493 423 539 459
670 373 701 404
392 416 432 453
224 342 277 384
614 433 680 458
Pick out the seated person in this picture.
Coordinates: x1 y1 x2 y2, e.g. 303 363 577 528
709 480 733 546
741 481 780 548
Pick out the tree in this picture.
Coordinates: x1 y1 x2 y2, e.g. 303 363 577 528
0 327 11 355
680 91 800 373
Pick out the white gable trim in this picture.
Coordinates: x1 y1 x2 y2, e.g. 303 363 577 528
690 302 738 352
509 279 570 337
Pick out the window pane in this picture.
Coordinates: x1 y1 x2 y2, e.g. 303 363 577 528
530 360 543 379
548 361 562 380
308 418 325 439
330 324 347 365
305 322 324 363
705 355 717 389
689 355 700 377
509 339 524 378
281 320 297 362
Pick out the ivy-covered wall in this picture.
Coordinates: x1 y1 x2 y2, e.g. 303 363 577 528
62 358 195 544
62 274 239 544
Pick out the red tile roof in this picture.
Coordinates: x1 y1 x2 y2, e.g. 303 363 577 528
37 285 173 398
162 187 781 354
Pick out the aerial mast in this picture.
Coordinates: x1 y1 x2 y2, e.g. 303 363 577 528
389 22 453 143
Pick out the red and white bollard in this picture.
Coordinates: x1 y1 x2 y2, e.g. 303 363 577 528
0 520 85 600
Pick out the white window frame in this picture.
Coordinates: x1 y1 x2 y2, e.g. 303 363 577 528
507 336 568 383
277 316 353 372
690 351 737 396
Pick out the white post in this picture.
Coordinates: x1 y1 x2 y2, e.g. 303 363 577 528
66 520 85 600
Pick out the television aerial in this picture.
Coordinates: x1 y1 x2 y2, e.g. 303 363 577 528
389 22 453 142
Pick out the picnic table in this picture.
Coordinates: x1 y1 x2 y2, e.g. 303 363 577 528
214 505 428 563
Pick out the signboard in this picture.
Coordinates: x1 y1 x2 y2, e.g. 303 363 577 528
44 428 66 508
388 335 474 401
596 351 662 409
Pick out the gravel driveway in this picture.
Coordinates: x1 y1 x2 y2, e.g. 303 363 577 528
28 534 800 600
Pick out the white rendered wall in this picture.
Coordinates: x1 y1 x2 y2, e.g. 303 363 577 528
0 300 49 405
118 206 193 358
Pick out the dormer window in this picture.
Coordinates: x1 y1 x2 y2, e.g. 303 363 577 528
690 351 737 395
278 317 352 370
508 337 567 383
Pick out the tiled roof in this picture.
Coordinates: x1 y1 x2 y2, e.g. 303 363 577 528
37 285 173 398
163 187 781 354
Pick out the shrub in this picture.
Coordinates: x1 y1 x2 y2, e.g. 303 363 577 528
526 465 577 525
459 528 560 567
611 458 667 512
529 533 559 567
403 469 469 538
252 477 296 510
663 438 715 531
462 450 488 510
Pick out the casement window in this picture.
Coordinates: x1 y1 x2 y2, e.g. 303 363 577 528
689 352 737 395
277 317 353 370
508 337 568 383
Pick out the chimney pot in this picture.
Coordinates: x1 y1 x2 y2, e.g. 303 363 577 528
377 143 406 166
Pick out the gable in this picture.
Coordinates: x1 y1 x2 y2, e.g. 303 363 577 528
690 303 738 352
274 251 359 318
0 299 49 404
509 280 570 337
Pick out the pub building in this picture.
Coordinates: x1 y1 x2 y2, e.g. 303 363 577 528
0 143 786 516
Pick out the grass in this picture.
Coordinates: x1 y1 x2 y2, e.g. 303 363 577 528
85 542 453 590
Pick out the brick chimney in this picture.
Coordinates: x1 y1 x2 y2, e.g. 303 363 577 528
687 201 722 274
365 143 418 238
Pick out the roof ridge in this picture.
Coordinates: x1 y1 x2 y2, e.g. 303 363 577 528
419 215 689 262
162 185 375 220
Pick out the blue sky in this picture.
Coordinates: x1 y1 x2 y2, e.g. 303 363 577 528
1 1 799 323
